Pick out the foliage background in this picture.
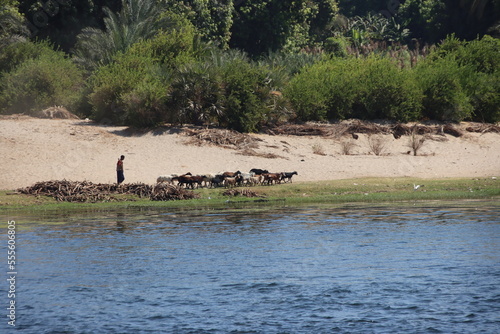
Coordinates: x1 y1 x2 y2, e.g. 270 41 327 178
0 0 499 129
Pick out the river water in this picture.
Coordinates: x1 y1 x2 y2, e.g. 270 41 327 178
2 201 499 333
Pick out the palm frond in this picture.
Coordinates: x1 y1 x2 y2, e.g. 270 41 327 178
73 0 170 71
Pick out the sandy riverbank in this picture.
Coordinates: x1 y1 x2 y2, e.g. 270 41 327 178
1 116 499 190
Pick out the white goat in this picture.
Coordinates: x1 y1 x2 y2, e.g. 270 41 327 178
156 174 178 184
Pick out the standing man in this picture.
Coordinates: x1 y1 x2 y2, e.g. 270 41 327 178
117 155 125 184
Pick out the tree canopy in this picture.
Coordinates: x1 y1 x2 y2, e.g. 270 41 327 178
1 0 499 128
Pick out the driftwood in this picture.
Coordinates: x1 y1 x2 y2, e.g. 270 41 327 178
267 124 339 137
268 121 391 137
266 121 493 139
18 180 198 202
443 124 463 137
465 124 500 134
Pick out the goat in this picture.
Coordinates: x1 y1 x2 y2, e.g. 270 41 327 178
222 171 241 178
238 172 255 186
247 175 263 186
262 173 282 185
250 168 269 175
224 176 239 188
156 174 176 184
210 174 226 188
175 173 202 189
281 171 298 183
201 173 216 187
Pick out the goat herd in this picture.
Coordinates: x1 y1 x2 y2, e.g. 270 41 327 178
156 169 298 189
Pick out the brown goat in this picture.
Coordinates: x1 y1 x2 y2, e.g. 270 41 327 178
262 173 282 185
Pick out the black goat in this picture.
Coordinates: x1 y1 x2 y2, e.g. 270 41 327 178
250 168 269 175
281 171 298 183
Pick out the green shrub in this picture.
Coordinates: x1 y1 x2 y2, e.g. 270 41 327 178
354 57 422 121
432 34 500 74
88 52 167 125
286 57 422 122
469 72 500 123
121 79 168 127
0 47 84 114
324 37 349 58
127 24 198 69
284 61 333 121
0 40 55 74
415 57 473 122
219 60 268 132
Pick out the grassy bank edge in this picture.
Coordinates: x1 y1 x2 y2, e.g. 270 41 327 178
1 177 499 214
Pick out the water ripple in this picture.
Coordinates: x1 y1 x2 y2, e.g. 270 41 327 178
2 202 499 333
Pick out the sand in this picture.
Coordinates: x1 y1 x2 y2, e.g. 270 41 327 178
1 116 499 190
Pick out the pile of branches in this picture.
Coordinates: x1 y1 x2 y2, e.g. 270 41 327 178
222 188 264 198
268 122 391 137
347 121 391 135
18 180 198 202
267 124 338 137
267 121 470 138
465 123 500 133
33 106 79 119
183 128 261 150
150 183 200 201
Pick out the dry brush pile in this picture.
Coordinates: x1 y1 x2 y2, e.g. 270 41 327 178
267 121 500 139
183 128 261 150
183 128 289 159
18 180 199 202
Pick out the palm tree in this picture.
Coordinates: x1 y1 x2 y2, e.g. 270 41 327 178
168 62 224 126
0 4 29 49
73 0 172 71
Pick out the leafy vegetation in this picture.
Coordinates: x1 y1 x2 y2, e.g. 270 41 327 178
0 43 84 114
0 0 499 127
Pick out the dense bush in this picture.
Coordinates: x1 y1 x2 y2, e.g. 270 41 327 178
286 57 422 122
285 60 347 121
127 19 199 69
86 16 204 127
219 60 269 132
468 71 500 123
353 57 422 121
121 79 169 128
0 46 84 114
0 40 55 74
426 35 500 122
415 57 473 122
87 52 167 125
324 37 349 57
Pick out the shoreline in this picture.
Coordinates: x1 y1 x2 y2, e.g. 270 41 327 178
1 177 499 213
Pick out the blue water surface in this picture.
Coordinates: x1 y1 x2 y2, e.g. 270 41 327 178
1 201 499 333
